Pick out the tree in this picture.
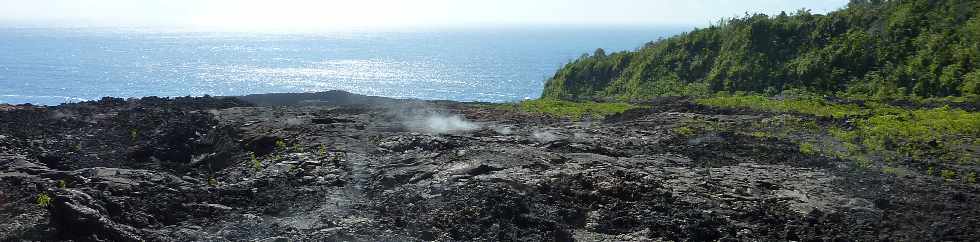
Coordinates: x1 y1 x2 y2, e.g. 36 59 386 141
542 0 980 100
593 48 606 58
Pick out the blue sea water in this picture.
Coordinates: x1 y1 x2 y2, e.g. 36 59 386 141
0 27 684 105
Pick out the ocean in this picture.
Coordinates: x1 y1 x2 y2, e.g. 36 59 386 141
0 26 684 105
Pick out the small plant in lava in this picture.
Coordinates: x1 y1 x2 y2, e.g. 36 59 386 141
275 139 287 160
333 151 344 163
130 128 139 142
941 169 957 181
250 152 262 172
966 172 977 184
36 192 51 207
673 126 695 136
275 139 287 151
799 142 817 155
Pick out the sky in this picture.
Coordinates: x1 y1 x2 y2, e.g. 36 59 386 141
0 0 849 31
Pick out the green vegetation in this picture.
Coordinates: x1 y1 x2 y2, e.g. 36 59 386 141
673 126 696 136
250 152 262 172
697 94 868 119
799 142 818 155
543 0 980 101
941 169 957 181
750 131 770 138
57 180 66 189
678 117 733 134
693 93 978 183
530 0 980 184
130 128 139 142
274 139 287 160
861 106 980 161
499 99 638 120
882 166 909 177
275 139 287 152
36 193 51 207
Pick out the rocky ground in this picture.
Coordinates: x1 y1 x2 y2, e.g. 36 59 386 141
1 91 978 241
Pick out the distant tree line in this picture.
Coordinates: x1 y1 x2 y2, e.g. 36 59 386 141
542 0 980 100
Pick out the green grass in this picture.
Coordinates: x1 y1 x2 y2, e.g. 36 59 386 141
696 93 979 182
860 106 980 161
696 95 868 119
500 99 639 120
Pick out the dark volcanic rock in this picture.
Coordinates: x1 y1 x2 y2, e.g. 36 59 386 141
1 92 977 241
244 135 281 156
49 188 143 241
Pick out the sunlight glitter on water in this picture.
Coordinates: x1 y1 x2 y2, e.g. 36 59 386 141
0 27 685 105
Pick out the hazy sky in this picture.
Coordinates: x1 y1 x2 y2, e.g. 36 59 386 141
0 0 848 31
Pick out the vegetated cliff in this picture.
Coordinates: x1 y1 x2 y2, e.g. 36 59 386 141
543 0 980 100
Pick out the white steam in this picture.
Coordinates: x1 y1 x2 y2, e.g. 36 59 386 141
532 130 560 143
284 117 305 126
493 125 514 135
406 114 480 134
